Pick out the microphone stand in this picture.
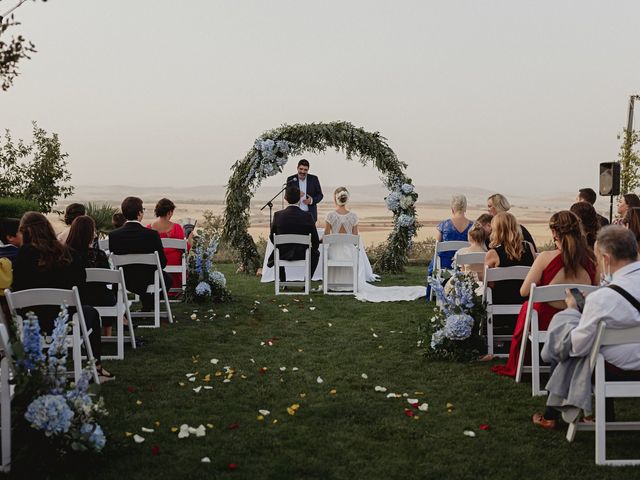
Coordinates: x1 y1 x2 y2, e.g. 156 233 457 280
261 184 288 230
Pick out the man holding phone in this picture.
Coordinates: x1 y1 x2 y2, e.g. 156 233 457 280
533 226 640 429
287 159 324 223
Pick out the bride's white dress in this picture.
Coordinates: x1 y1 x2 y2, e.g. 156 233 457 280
325 211 425 303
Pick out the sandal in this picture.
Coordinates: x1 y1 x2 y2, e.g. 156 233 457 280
96 366 116 382
532 412 557 430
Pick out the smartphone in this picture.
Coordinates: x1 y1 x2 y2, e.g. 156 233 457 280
569 287 585 312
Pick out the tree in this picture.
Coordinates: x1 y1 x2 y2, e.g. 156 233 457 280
0 0 46 91
0 122 73 212
619 128 640 194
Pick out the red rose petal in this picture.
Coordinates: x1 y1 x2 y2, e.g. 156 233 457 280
227 422 240 430
410 402 420 409
151 445 159 456
479 424 491 431
403 408 415 417
127 386 137 393
228 463 238 471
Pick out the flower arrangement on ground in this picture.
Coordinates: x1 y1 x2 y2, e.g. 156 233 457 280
9 307 108 470
419 270 486 362
185 232 231 303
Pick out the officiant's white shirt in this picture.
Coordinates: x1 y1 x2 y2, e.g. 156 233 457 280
298 176 309 212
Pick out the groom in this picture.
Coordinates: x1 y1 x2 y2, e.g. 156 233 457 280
286 159 323 222
267 185 320 282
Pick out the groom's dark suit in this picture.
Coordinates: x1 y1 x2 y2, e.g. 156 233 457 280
267 205 320 281
286 173 323 222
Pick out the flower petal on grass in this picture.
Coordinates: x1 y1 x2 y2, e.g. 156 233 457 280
141 427 154 433
403 408 415 417
259 409 270 416
193 386 202 393
463 430 476 438
133 434 145 443
201 457 211 463
418 403 429 412
178 424 190 438
479 424 491 430
361 373 368 379
329 389 337 395
282 308 289 313
316 376 323 384
309 307 316 311
374 386 387 392
210 358 219 364
151 445 159 456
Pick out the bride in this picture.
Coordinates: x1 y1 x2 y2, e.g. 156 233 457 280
324 187 425 302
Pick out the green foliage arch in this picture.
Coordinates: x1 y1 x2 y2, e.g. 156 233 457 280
223 121 419 274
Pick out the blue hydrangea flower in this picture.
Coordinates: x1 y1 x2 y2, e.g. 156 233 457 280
21 314 45 370
25 394 74 436
262 163 275 176
385 191 401 211
209 271 226 287
400 195 415 209
261 139 275 152
430 329 446 349
396 214 415 228
443 314 474 340
81 423 106 451
195 281 212 297
401 183 414 194
276 140 289 154
254 139 263 151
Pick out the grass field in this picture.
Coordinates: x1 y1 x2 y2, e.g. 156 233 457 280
13 265 640 480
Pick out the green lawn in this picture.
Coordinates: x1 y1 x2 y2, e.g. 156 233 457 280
15 265 640 480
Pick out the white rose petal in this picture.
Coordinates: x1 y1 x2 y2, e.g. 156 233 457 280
402 393 409 397
141 427 154 433
178 424 190 439
280 367 286 371
407 398 419 405
189 377 196 382
282 308 289 313
225 314 230 318
374 386 387 392
386 393 397 399
201 457 211 463
463 430 476 438
186 373 196 378
193 386 202 393
250 358 255 363
309 306 316 311
232 330 236 334
259 409 270 416
361 373 368 379
292 367 299 371
419 403 429 412
316 376 324 384
328 323 332 327
223 379 231 383
195 425 206 437
133 434 145 443
210 358 219 365
373 333 378 338
204 386 213 390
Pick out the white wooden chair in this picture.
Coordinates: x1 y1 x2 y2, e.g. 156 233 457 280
515 283 599 396
161 237 188 297
274 234 312 295
322 234 359 295
482 265 531 358
111 252 173 328
429 240 470 301
565 321 640 465
85 268 136 360
453 251 486 270
4 287 100 384
0 322 14 472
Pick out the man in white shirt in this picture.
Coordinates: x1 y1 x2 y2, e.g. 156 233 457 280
286 159 324 222
533 226 640 429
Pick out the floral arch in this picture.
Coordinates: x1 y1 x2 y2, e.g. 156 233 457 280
222 121 419 274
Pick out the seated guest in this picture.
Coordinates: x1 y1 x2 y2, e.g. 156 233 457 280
146 198 190 294
569 201 600 248
614 193 640 224
57 203 86 242
109 197 169 311
0 217 21 264
533 226 640 428
267 185 320 282
492 211 597 377
66 215 116 335
623 207 640 254
112 211 126 229
484 212 536 304
487 193 537 251
427 194 473 279
12 212 113 381
454 221 488 281
577 187 609 227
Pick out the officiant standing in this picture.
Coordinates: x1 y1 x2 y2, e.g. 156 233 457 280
287 159 323 222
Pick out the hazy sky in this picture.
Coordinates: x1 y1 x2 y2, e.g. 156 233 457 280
3 0 640 196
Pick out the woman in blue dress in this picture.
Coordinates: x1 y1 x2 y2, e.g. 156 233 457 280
426 195 473 298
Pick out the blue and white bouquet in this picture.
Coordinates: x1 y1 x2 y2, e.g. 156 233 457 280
186 234 231 303
12 307 108 459
245 138 291 187
420 270 486 361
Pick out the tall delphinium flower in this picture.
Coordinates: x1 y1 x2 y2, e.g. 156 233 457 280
20 313 45 370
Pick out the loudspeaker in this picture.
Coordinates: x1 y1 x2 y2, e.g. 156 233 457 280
599 162 621 196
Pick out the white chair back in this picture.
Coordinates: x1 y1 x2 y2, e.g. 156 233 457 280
161 238 188 296
3 287 99 384
85 268 136 359
98 238 109 252
516 282 599 395
0 323 13 472
322 234 359 295
111 252 173 328
453 251 486 269
430 240 470 301
274 234 312 295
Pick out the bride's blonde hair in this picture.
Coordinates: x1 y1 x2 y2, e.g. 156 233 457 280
334 187 349 206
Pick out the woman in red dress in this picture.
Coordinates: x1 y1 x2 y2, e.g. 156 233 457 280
491 210 597 377
147 198 191 294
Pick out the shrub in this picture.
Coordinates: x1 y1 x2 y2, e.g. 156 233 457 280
0 197 40 218
85 202 117 237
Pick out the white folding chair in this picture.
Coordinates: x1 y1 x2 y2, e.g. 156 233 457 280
515 283 599 396
161 238 188 297
566 321 640 465
322 234 359 295
453 251 487 271
111 252 173 328
0 323 14 473
85 268 136 360
97 238 110 253
482 265 531 358
4 287 100 384
274 234 312 295
429 240 470 301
